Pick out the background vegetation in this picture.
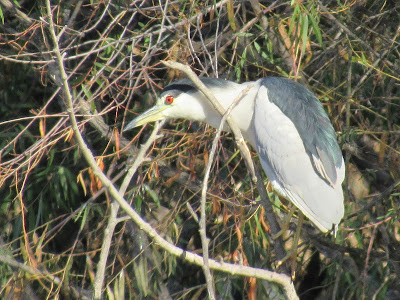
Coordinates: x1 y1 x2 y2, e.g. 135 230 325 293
0 0 399 299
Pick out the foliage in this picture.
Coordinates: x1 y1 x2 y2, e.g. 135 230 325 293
0 0 399 299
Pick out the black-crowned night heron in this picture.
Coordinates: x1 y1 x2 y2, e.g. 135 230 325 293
124 77 345 233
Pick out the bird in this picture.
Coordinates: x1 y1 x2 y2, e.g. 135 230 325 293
124 77 345 233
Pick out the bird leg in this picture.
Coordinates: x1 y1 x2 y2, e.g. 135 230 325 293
276 212 304 280
272 205 297 239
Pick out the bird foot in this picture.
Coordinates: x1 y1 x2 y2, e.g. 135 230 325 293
277 246 298 280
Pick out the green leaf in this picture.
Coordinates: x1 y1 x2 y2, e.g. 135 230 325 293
301 14 309 54
233 32 254 37
309 13 323 45
133 258 150 295
135 195 143 213
0 7 4 24
240 47 247 69
114 270 125 300
80 205 89 231
143 184 160 207
12 0 20 7
289 3 300 36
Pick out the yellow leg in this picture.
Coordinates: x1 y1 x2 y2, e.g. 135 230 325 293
277 212 304 280
273 205 297 239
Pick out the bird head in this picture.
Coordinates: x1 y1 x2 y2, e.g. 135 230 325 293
124 79 222 132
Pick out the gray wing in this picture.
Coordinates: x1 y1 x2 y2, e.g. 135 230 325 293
260 77 344 186
252 78 345 231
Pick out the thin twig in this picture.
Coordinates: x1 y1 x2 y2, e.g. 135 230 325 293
120 121 165 196
162 61 257 182
200 83 254 299
94 121 164 297
93 201 120 299
362 225 377 300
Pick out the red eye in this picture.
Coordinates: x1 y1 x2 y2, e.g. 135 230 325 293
165 96 174 104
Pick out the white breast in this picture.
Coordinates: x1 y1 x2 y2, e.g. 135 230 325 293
252 85 344 232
